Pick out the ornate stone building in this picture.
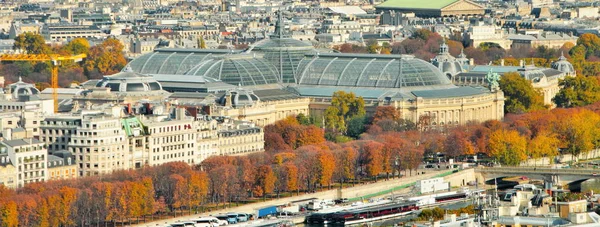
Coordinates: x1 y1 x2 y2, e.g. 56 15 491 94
375 0 485 18
452 54 575 107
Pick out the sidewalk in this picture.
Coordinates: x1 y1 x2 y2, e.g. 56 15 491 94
134 170 445 227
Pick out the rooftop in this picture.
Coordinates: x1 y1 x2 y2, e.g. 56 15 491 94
1 138 43 147
376 0 460 10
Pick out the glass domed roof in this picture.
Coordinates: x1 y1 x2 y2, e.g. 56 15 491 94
184 55 280 87
251 12 315 84
125 48 241 75
296 53 453 88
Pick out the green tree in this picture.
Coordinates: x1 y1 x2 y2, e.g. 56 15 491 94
296 113 311 125
499 72 546 113
13 32 49 54
553 76 600 108
62 38 90 55
324 91 366 134
478 42 502 51
346 115 367 139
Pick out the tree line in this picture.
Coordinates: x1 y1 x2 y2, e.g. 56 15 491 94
5 33 127 89
4 98 600 225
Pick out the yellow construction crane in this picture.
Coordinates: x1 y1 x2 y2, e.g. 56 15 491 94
0 53 86 113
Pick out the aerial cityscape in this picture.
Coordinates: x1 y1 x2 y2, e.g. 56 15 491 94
2 0 600 226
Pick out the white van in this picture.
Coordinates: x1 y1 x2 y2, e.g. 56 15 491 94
190 217 220 227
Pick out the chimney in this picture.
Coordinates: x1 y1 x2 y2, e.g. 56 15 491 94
175 107 186 120
500 59 505 66
469 58 474 66
519 59 525 67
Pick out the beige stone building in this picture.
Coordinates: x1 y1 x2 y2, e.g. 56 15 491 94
204 87 311 127
47 154 77 181
1 138 48 187
0 156 17 188
218 122 264 156
68 113 129 177
453 55 575 107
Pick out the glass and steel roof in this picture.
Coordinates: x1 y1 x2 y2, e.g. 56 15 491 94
184 55 280 87
125 48 241 75
296 53 453 88
250 12 315 84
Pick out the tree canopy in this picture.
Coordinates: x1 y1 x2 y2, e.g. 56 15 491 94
324 91 366 135
13 32 49 54
499 72 546 113
553 76 600 108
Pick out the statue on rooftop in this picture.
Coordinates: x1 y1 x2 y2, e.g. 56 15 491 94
485 69 501 92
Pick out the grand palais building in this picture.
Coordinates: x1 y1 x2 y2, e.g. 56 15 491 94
121 17 505 127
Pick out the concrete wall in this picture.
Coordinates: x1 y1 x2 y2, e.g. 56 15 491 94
445 168 477 188
520 149 600 166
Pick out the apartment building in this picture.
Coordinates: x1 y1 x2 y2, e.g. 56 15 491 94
1 138 48 187
218 123 264 156
47 153 77 181
67 113 129 177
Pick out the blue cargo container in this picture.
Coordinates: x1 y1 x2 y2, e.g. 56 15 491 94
256 206 278 218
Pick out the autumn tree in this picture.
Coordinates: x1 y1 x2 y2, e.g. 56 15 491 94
0 201 18 227
316 150 336 187
253 165 276 197
553 76 600 108
334 147 358 186
371 106 401 124
361 141 384 179
488 129 528 166
444 128 475 159
62 38 90 55
499 72 546 113
198 36 207 49
84 37 127 75
528 130 560 165
13 32 49 54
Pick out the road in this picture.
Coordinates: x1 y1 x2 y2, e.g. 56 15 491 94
134 170 446 227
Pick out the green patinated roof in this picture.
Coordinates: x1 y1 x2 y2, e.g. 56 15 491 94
376 0 459 10
121 117 147 137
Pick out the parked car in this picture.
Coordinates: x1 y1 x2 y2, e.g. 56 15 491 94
190 217 220 227
226 213 238 224
215 215 230 225
170 221 196 227
235 213 249 222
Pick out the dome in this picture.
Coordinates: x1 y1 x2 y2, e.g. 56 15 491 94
9 77 39 99
551 52 575 76
430 40 463 77
95 66 164 93
219 86 260 107
296 53 453 88
184 55 280 87
251 12 315 84
124 48 240 75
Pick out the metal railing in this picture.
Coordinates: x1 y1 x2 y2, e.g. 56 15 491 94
475 167 600 175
